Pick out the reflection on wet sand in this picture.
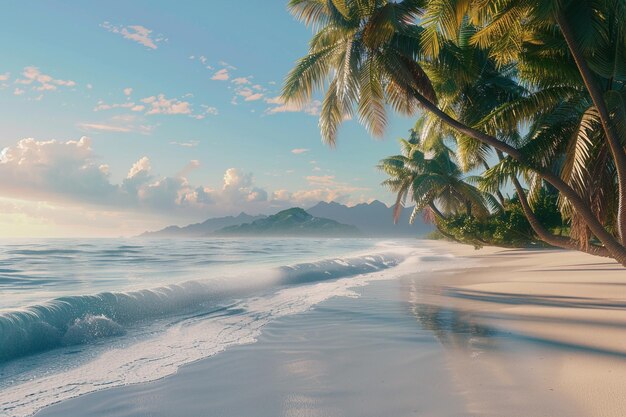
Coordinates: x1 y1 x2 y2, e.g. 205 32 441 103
400 245 626 417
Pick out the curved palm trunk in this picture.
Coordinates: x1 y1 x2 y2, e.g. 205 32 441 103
428 202 460 242
428 202 446 220
408 87 626 266
556 10 626 245
512 177 610 258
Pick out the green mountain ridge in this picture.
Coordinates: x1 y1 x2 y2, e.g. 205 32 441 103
215 208 361 237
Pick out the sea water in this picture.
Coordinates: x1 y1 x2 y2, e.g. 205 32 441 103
0 237 438 416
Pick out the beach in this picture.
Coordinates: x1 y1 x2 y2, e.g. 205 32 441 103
33 241 626 417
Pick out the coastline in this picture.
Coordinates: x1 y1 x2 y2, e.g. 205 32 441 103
34 241 626 417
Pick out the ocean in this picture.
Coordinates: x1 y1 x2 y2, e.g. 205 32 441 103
0 237 444 416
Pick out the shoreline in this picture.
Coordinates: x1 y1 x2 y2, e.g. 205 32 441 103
31 241 626 416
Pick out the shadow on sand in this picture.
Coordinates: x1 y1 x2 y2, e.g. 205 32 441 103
407 282 626 361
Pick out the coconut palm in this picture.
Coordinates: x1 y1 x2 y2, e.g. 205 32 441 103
378 132 498 228
283 0 626 265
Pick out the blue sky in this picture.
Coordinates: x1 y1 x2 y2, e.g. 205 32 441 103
0 1 416 237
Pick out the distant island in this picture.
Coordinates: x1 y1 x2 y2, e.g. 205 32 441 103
215 208 360 237
138 200 434 238
139 213 266 238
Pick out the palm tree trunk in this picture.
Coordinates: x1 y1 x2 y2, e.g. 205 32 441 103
512 177 610 257
428 202 446 220
408 87 626 266
428 202 461 242
555 10 626 245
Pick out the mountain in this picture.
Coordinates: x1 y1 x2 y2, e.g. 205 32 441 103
307 200 433 237
215 208 360 237
138 212 266 238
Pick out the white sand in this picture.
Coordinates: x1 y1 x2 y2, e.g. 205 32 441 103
417 242 626 417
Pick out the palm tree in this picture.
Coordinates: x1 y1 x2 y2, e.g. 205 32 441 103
464 0 626 245
283 0 626 265
377 132 497 228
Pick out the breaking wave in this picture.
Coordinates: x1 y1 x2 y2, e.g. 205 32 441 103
0 253 402 363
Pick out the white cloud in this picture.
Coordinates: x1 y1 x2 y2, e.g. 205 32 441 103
141 94 192 115
0 72 9 81
77 123 133 133
0 137 117 204
127 156 152 178
123 87 133 96
265 96 321 116
15 66 76 93
0 138 373 234
94 100 136 111
77 115 154 134
101 22 165 49
245 93 264 102
232 77 251 85
13 88 24 96
193 104 219 119
218 61 236 70
170 140 200 147
211 68 229 81
236 87 264 102
291 148 309 154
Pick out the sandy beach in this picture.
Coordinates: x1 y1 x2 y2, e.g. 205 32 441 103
32 241 626 417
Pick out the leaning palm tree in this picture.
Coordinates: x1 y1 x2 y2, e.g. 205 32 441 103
378 134 496 227
283 0 626 265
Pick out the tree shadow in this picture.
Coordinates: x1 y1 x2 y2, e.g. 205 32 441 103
445 287 626 311
408 282 626 360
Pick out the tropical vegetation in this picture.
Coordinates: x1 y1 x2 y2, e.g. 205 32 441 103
282 0 626 266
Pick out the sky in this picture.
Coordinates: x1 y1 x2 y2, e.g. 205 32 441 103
0 0 417 237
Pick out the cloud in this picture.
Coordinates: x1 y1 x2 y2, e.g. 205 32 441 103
15 66 76 92
192 105 218 119
77 115 154 134
265 96 321 116
128 156 152 178
13 88 24 96
218 61 236 70
141 94 192 115
231 77 251 85
94 100 137 111
0 137 118 204
211 69 229 81
178 159 201 178
123 87 133 96
0 137 372 234
77 123 133 133
291 148 309 154
95 93 213 120
236 87 263 102
0 137 275 217
221 168 268 204
101 22 165 49
0 72 9 81
170 140 200 147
